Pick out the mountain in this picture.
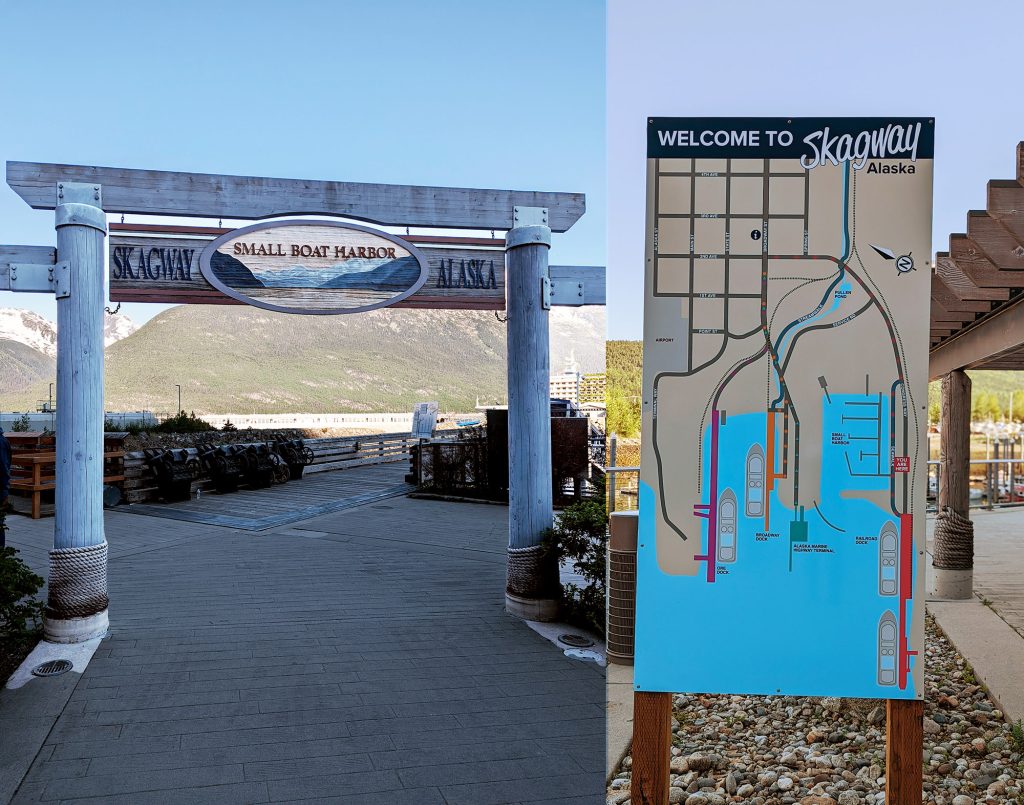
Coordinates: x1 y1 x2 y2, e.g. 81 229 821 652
0 309 58 358
0 304 603 414
0 307 137 356
97 305 604 414
0 338 55 399
104 311 139 346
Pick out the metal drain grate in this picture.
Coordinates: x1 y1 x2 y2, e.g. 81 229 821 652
31 659 73 677
558 633 594 648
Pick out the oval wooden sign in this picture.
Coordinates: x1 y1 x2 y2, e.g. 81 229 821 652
199 220 429 314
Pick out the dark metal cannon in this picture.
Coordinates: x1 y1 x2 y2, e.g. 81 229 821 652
272 436 314 480
197 441 242 495
143 448 199 502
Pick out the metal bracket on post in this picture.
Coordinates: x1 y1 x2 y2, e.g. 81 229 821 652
57 181 102 207
8 262 70 296
541 275 551 310
549 279 585 306
512 206 549 228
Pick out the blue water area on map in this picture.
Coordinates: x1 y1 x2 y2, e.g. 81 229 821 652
635 394 919 699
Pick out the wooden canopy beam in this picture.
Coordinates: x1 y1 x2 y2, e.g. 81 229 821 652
987 179 1024 243
935 248 1010 301
5 161 587 233
965 212 1024 271
931 274 991 313
929 296 1024 379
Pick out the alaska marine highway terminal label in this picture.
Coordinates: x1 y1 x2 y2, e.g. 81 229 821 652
635 117 933 699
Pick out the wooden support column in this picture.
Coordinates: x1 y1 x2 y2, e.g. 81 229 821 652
932 369 973 599
44 182 110 643
885 699 924 804
631 691 671 805
504 218 559 621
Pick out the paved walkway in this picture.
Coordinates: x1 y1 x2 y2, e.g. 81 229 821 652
1 473 603 804
927 506 1024 636
926 507 1024 721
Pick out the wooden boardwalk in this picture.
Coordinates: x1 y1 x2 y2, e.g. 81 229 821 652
1 474 603 804
119 463 412 531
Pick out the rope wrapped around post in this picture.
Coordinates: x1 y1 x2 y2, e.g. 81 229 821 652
932 507 973 570
506 543 561 600
47 542 109 619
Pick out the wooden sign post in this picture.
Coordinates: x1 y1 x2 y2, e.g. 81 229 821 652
630 694 923 803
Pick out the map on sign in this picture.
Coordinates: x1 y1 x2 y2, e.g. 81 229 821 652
635 118 934 699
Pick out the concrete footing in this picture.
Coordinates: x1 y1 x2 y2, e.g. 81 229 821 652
505 592 559 622
43 610 109 644
930 567 973 600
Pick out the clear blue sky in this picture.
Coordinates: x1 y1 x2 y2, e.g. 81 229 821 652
608 0 1024 339
0 0 605 324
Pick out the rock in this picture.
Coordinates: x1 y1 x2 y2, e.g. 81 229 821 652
687 754 715 773
806 729 826 744
670 757 688 774
970 738 986 755
780 749 802 768
758 770 778 786
866 706 884 725
685 795 709 805
950 796 974 805
924 717 942 735
695 777 716 790
609 794 631 805
987 736 1006 751
778 776 795 791
837 793 860 805
821 697 842 713
737 784 755 797
725 772 737 795
668 790 686 804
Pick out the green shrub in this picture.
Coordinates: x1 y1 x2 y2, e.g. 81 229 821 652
0 530 46 638
221 419 238 432
10 414 31 432
156 411 215 433
543 495 608 637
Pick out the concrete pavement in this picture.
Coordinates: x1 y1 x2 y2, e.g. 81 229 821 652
1 478 604 804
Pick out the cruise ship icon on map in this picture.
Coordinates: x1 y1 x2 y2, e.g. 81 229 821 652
717 488 737 563
879 521 898 596
878 611 898 686
745 444 765 517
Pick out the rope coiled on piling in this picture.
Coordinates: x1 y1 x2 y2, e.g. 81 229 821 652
932 507 974 570
47 542 109 619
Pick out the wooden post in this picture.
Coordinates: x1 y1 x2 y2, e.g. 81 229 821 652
933 369 973 599
504 218 558 621
608 432 618 514
631 691 672 805
44 182 110 643
885 699 924 804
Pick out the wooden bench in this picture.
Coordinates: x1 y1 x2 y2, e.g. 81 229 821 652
9 450 126 519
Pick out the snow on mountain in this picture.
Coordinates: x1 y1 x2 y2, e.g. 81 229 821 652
0 308 57 358
104 311 139 347
0 307 138 354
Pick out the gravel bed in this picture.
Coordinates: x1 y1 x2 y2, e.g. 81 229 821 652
608 616 1024 804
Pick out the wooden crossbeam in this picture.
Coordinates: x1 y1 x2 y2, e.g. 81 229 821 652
5 161 586 233
929 295 1024 378
964 212 1024 271
935 247 1010 301
0 245 57 291
987 179 1024 243
931 274 991 313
